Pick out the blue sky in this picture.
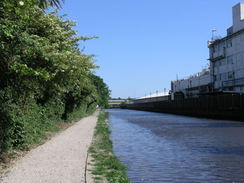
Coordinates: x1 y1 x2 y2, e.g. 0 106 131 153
60 0 241 98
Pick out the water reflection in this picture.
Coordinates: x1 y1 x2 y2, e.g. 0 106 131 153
108 109 244 183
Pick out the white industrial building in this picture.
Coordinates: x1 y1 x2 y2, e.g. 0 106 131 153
171 2 244 98
209 2 244 93
171 69 211 98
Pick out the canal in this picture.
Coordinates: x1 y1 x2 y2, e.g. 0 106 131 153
108 109 244 183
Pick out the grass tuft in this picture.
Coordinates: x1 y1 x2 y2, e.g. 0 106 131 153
89 110 130 183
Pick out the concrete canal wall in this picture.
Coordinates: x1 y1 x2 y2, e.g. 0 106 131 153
123 93 244 121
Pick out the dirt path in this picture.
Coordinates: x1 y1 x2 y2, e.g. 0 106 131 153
1 112 98 183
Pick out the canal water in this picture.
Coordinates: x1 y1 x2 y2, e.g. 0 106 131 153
107 109 244 183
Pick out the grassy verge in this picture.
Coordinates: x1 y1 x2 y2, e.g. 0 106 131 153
89 110 130 183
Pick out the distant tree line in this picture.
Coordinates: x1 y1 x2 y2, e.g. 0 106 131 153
0 0 110 151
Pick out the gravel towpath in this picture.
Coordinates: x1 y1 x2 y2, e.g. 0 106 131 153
1 112 98 183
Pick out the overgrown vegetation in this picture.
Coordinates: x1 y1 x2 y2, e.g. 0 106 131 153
0 0 110 152
89 111 130 183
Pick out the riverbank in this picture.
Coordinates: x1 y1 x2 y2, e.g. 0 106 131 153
123 93 244 121
0 112 98 183
88 110 130 183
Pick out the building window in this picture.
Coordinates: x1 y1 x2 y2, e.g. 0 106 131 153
218 45 221 52
228 72 235 79
216 74 221 81
221 73 228 80
221 59 227 65
227 55 233 64
218 60 221 66
227 39 232 48
217 59 226 66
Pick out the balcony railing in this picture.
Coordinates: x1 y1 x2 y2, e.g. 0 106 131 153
222 78 244 87
209 47 226 62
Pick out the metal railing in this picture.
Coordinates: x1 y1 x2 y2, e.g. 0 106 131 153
222 78 244 87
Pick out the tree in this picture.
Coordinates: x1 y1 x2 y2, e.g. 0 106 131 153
90 74 110 108
38 0 64 9
0 1 110 150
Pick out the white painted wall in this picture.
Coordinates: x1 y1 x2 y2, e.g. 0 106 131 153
171 70 211 96
212 30 244 91
208 3 244 92
233 3 244 33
